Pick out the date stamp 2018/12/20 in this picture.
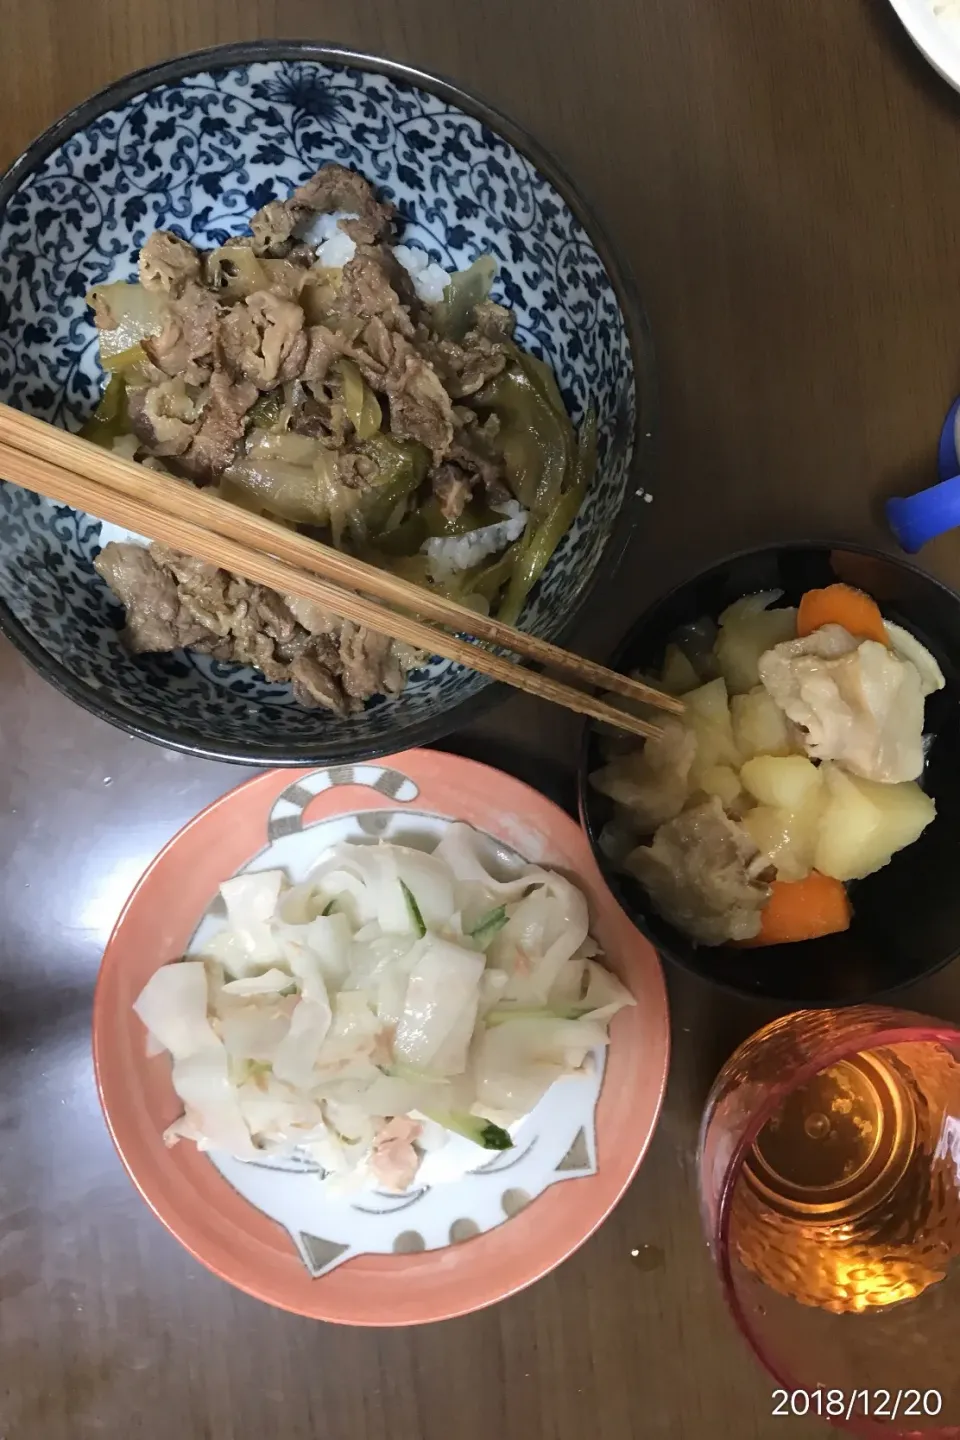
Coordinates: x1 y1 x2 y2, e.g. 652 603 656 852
773 1390 944 1421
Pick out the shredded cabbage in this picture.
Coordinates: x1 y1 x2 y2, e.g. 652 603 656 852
135 826 634 1192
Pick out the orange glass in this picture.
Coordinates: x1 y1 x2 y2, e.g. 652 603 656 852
699 1007 960 1436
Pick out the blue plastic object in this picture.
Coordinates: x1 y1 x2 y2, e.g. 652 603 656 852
887 476 960 553
939 396 960 482
887 395 960 553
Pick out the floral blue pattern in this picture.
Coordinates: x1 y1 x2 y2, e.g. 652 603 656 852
0 50 646 763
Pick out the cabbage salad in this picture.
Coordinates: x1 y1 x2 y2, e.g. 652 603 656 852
135 824 633 1193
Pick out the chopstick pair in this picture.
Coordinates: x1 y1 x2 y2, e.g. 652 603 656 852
0 402 683 740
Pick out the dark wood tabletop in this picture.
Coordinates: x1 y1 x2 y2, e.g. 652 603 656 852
4 2 960 1436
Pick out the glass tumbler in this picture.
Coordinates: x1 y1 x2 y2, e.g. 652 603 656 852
699 1006 960 1436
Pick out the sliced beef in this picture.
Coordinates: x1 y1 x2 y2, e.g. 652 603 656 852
93 165 533 713
177 369 258 484
329 249 415 339
283 594 339 637
352 314 394 373
338 622 406 699
96 543 412 713
258 256 313 301
418 332 506 399
289 654 347 713
94 542 210 652
127 379 204 457
432 463 473 521
139 231 203 296
336 449 378 489
349 319 455 460
442 412 511 507
386 350 455 460
248 163 395 257
300 325 348 387
284 597 405 701
290 383 349 447
219 290 308 390
142 281 219 386
469 299 516 343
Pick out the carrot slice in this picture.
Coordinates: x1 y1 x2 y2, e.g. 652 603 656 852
796 583 888 645
740 871 852 947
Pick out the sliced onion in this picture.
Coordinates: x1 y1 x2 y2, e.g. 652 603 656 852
87 281 169 367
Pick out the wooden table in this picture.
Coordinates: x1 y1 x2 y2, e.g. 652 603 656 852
3 2 960 1436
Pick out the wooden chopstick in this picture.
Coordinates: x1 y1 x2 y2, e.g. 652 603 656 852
0 438 668 742
0 403 683 720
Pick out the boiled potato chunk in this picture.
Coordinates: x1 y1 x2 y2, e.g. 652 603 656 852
715 597 798 695
699 764 743 808
852 775 936 875
685 676 733 730
731 687 799 760
814 763 936 881
684 678 742 786
741 754 823 811
814 766 878 881
742 799 821 881
660 643 700 696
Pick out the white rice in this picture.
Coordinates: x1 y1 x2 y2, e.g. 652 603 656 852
298 210 360 268
392 244 451 305
296 211 453 304
489 497 525 520
423 510 528 580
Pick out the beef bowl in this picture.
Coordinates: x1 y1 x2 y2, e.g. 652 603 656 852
0 42 653 765
578 544 960 1006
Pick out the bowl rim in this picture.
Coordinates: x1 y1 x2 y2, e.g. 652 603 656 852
577 538 960 1005
0 39 657 767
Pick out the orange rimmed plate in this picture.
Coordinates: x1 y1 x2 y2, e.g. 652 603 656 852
93 749 669 1324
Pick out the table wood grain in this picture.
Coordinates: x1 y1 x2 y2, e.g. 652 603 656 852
3 2 960 1435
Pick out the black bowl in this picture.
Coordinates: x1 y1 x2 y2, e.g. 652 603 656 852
578 543 960 1005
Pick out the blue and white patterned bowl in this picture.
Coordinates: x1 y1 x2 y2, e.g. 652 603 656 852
0 42 655 765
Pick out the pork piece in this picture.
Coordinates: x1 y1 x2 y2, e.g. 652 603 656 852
626 797 774 945
758 625 926 783
219 290 308 390
138 231 202 296
248 163 395 257
591 717 697 836
127 378 204 457
142 281 219 386
177 369 258 484
349 318 455 460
